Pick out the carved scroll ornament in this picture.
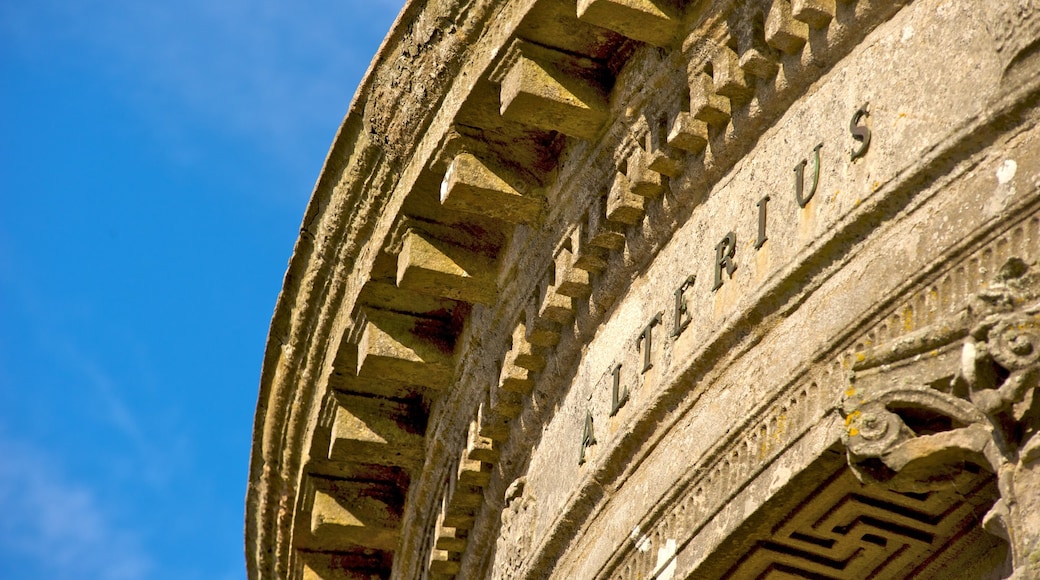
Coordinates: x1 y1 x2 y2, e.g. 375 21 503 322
843 257 1040 578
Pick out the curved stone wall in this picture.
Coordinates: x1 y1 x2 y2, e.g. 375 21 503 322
247 1 1040 578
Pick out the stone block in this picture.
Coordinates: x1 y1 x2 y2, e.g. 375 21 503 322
627 149 667 199
570 222 611 273
690 72 731 127
538 288 575 325
736 20 781 79
713 46 754 101
766 0 809 54
429 550 461 575
644 118 683 177
466 419 499 463
575 0 680 47
356 309 455 390
508 319 547 372
477 400 511 442
492 387 524 419
526 315 562 347
792 0 834 28
328 394 426 469
434 526 467 552
328 339 437 399
357 280 458 319
447 484 484 511
310 487 400 551
607 171 646 225
457 456 493 488
440 152 543 223
739 46 780 79
498 46 609 140
500 358 536 395
555 253 592 298
397 229 498 305
667 111 709 153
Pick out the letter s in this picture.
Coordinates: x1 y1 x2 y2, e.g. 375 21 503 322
850 103 871 161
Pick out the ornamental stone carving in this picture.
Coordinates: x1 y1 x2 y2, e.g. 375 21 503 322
844 257 1040 578
246 0 1040 577
990 0 1040 81
493 477 537 580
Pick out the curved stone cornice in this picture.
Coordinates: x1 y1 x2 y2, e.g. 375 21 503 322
247 0 1040 578
246 0 502 576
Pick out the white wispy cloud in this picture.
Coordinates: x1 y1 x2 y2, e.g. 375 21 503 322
0 434 153 580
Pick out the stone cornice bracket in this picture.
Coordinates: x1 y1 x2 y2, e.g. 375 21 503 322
575 0 682 48
641 109 684 178
396 227 500 305
248 0 954 577
843 257 1040 578
355 307 458 390
685 38 733 132
731 2 780 79
765 0 810 55
490 39 611 141
430 129 548 225
618 112 680 197
428 415 498 578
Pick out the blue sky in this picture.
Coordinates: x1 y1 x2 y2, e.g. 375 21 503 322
0 1 403 578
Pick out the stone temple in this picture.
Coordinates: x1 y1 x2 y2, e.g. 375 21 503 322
245 0 1040 578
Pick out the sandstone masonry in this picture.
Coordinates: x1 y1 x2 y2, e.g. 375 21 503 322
246 1 1040 578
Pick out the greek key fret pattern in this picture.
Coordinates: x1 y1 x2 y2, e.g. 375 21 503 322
605 203 1039 579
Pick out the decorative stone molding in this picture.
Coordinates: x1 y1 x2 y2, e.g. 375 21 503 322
597 193 1040 580
245 0 1040 578
494 40 611 140
844 257 1040 577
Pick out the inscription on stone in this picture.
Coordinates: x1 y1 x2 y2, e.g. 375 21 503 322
712 231 738 291
579 410 597 465
609 363 628 417
671 275 696 338
579 104 876 465
637 313 663 374
755 195 770 249
793 143 823 208
849 103 871 161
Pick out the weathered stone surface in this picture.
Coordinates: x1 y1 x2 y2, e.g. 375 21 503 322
309 486 400 552
508 321 546 372
606 171 644 225
552 245 592 299
434 526 467 552
328 394 426 469
247 0 1040 579
625 148 666 199
397 228 498 305
712 46 753 102
429 549 461 575
356 308 455 390
440 152 544 224
792 0 835 28
497 44 609 140
667 111 708 153
575 0 680 47
765 0 809 54
689 71 731 127
643 121 683 178
465 418 499 463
